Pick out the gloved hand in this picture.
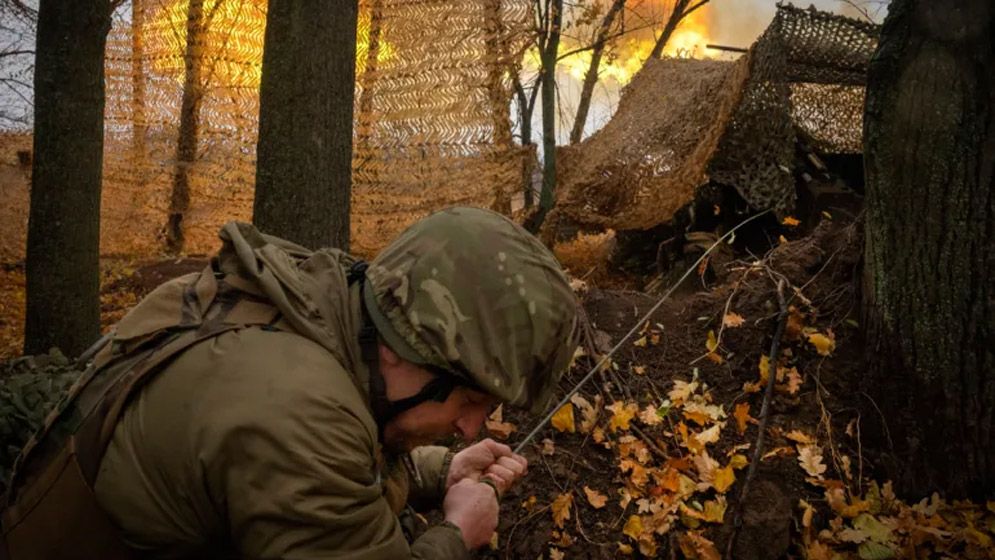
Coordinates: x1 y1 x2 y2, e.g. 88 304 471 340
445 438 528 496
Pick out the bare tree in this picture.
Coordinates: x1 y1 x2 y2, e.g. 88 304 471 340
647 0 709 60
24 0 115 356
568 0 626 145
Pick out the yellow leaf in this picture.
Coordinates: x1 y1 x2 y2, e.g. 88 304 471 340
607 401 638 432
782 216 801 227
722 312 745 328
549 547 564 560
807 331 836 356
706 330 719 352
702 498 728 523
617 543 633 555
797 444 827 479
583 486 608 509
713 465 736 493
551 403 576 433
551 492 573 528
758 355 771 384
521 495 537 511
622 514 644 540
728 454 749 470
734 402 752 434
633 335 647 347
706 351 724 364
778 234 789 245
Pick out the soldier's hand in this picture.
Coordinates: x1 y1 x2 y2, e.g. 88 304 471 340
446 438 528 495
443 478 499 549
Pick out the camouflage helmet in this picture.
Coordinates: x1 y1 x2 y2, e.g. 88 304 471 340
363 207 579 413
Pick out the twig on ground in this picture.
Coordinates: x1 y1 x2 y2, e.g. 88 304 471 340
630 424 669 461
725 278 789 560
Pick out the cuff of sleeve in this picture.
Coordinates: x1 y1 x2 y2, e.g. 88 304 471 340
438 450 455 495
411 522 471 560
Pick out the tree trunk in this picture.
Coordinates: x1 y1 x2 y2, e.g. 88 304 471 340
165 0 206 254
569 0 625 145
24 0 114 356
648 0 709 60
132 0 147 177
534 0 562 229
862 0 994 499
253 0 358 251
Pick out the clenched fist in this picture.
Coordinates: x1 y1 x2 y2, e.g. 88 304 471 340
446 438 528 496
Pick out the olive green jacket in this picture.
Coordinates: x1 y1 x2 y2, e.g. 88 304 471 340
92 223 469 559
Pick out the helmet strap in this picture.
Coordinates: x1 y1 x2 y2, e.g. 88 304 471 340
357 272 460 438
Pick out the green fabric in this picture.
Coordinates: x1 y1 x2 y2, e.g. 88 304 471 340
366 207 581 413
91 223 468 559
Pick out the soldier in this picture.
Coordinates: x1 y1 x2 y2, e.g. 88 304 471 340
0 207 579 559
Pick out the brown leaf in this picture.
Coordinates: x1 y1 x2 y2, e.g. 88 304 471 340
485 404 516 439
797 445 827 479
733 402 752 434
786 430 814 445
541 438 555 456
678 531 721 560
722 312 745 328
551 492 573 528
570 393 601 433
584 486 608 509
639 403 663 426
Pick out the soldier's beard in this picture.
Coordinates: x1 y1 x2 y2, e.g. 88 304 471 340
382 415 456 453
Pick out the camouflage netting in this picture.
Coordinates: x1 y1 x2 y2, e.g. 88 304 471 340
0 0 530 262
552 4 880 232
0 350 82 489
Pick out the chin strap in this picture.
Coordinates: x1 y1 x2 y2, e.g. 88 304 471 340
351 261 462 437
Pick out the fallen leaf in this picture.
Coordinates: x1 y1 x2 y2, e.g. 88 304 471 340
728 454 749 470
541 438 555 456
706 330 719 352
762 446 795 461
722 312 745 328
570 393 600 433
623 514 644 540
551 492 573 528
633 335 647 347
584 486 608 509
678 531 721 560
549 547 564 560
733 402 752 434
607 401 638 432
702 498 728 523
807 331 836 356
758 355 771 385
782 367 802 394
485 404 516 439
694 423 723 447
713 466 736 493
782 216 801 227
786 430 815 445
797 445 827 479
668 379 699 404
617 543 633 555
639 403 663 426
551 402 576 433
521 495 537 511
632 365 646 375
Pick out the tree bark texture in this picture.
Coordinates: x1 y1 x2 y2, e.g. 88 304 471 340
569 0 625 145
166 0 206 254
863 0 994 499
253 0 358 251
24 0 114 356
